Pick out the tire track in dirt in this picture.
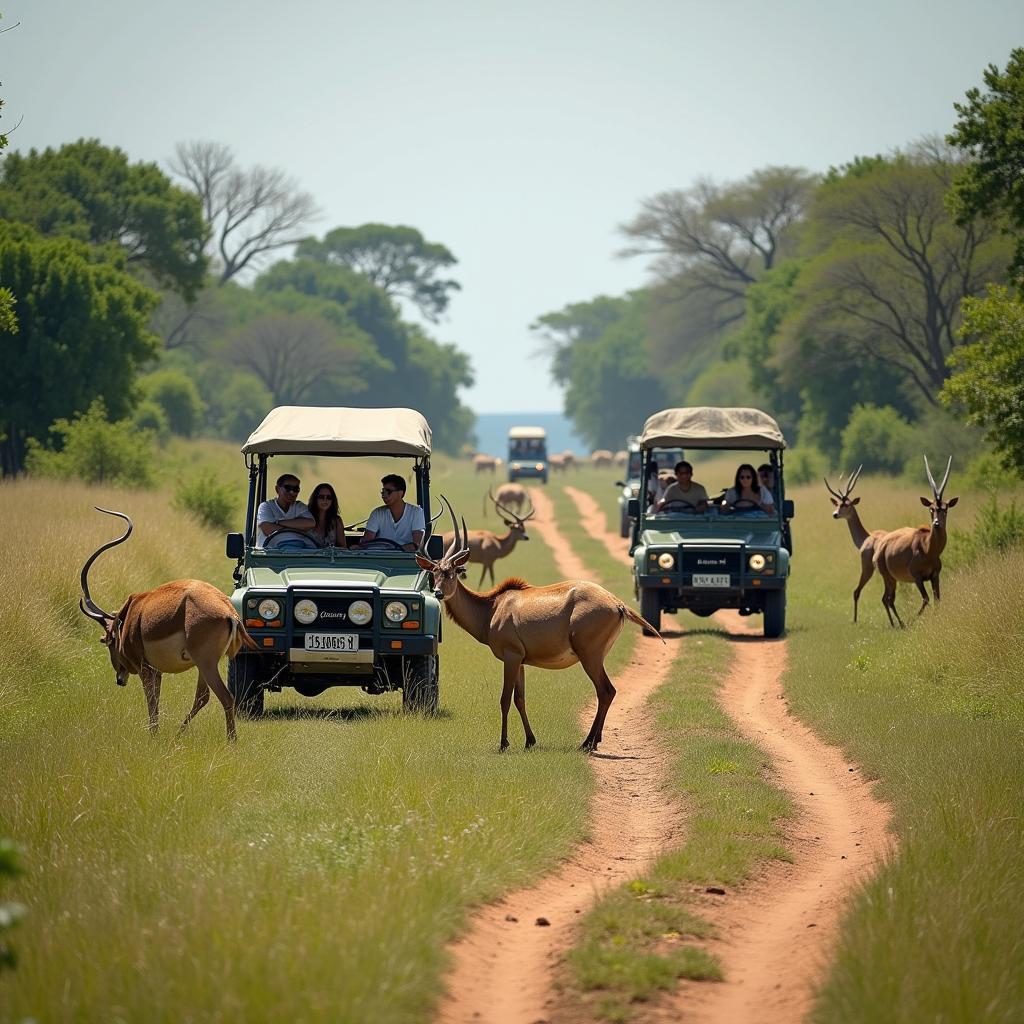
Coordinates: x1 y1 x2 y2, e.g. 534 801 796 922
563 485 895 1024
436 487 683 1024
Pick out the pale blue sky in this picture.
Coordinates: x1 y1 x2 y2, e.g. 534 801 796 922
3 1 1022 412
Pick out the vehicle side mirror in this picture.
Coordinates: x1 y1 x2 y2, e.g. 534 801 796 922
783 499 795 519
627 498 640 519
226 533 244 559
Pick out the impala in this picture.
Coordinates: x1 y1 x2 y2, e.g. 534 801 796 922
419 499 660 751
443 490 535 586
484 482 529 517
79 508 254 740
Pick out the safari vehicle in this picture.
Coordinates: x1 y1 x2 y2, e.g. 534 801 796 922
224 406 445 716
507 426 548 483
629 407 794 638
615 438 685 538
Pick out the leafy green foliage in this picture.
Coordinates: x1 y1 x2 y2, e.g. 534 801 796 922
173 469 238 531
0 139 207 299
0 838 25 973
947 493 1024 566
138 368 205 437
25 399 155 488
839 404 916 475
0 222 159 474
784 446 829 486
0 286 14 333
131 399 171 440
947 48 1024 288
941 285 1024 475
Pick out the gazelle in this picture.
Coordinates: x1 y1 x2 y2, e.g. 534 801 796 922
473 454 498 475
873 456 959 628
443 490 535 586
824 465 890 622
483 482 529 518
419 499 660 751
79 507 255 740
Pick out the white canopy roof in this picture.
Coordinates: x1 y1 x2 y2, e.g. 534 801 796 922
508 426 547 439
242 406 432 456
640 407 786 450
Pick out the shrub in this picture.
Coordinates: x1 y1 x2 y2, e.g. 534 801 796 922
25 399 155 488
132 399 170 441
138 369 205 437
947 494 1024 566
840 404 915 476
785 446 829 485
173 469 238 531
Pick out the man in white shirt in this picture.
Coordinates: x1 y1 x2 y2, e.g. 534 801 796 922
256 473 316 549
359 474 425 552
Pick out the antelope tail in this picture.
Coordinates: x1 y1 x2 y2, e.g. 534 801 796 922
228 615 259 653
620 604 665 643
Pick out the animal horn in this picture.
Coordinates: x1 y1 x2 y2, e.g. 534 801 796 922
439 494 461 560
823 476 843 500
924 455 952 500
79 507 133 623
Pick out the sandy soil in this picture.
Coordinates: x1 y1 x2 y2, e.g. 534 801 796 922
436 487 684 1024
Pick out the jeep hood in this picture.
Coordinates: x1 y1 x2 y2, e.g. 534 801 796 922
245 566 426 590
640 526 784 548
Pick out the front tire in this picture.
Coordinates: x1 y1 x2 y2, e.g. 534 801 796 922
228 654 265 718
639 587 661 636
619 509 630 538
763 589 786 638
403 654 439 714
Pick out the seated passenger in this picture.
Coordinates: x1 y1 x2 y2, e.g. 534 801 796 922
308 482 346 547
359 474 425 552
758 463 777 500
256 473 317 549
657 461 709 512
722 464 775 513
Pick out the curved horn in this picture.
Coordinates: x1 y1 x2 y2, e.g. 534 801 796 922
79 507 133 623
823 476 843 500
924 454 952 500
439 494 461 561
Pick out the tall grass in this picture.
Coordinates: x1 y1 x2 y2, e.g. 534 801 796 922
0 463 606 1023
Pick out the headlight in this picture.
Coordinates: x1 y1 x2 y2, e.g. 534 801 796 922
657 552 675 570
512 462 521 470
535 463 544 471
384 601 408 623
258 598 281 619
294 599 318 624
348 599 372 625
748 554 766 571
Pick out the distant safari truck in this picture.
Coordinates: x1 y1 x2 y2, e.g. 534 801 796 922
507 426 548 484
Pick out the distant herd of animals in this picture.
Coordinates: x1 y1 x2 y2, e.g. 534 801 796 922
77 455 959 744
471 449 627 474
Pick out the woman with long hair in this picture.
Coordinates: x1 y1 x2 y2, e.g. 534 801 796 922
723 463 774 513
308 482 346 546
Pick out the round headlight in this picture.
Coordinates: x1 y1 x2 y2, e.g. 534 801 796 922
657 552 675 570
385 601 408 623
749 553 767 571
258 598 281 619
348 599 372 625
294 599 318 625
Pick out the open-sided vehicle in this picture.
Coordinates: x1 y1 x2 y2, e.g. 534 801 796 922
615 438 685 538
629 407 794 638
507 426 548 483
224 406 445 716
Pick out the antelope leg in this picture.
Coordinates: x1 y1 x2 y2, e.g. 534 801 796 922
499 660 518 751
198 659 237 742
179 675 210 733
913 575 930 616
141 666 162 734
513 666 536 749
579 656 616 753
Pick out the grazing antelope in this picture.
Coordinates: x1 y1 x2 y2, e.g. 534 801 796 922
825 466 889 622
873 456 959 628
473 454 498 475
444 490 535 586
419 499 661 752
484 482 529 518
561 450 577 470
613 450 628 468
548 453 567 473
79 508 255 740
591 449 614 469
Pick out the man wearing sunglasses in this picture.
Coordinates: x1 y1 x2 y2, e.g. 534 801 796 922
359 474 425 552
256 473 317 549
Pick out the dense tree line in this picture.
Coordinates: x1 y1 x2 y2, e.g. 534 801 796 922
0 138 476 474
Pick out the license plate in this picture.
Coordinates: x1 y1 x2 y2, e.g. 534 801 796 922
692 573 730 587
304 633 359 652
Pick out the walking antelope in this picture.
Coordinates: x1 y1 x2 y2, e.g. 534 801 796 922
79 508 255 740
873 456 959 628
824 466 890 622
419 499 661 751
444 489 535 586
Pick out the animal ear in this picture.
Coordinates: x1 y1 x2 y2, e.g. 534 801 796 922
919 496 932 507
829 497 839 506
454 550 471 567
851 496 860 506
946 496 959 507
415 555 435 571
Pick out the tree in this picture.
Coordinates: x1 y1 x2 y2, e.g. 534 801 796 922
0 222 159 475
0 139 206 299
941 285 1024 475
297 224 460 321
169 140 319 285
947 48 1024 288
137 368 205 437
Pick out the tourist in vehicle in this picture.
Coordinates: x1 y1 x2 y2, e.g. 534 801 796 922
644 461 669 512
657 460 709 512
722 464 775 513
359 474 425 552
758 463 777 500
256 473 317 549
308 482 346 547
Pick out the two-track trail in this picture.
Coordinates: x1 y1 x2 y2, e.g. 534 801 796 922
563 485 894 1023
436 487 683 1024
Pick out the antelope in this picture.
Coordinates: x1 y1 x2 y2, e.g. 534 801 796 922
473 454 498 475
484 482 529 518
591 449 614 469
824 465 890 622
444 490 535 586
548 454 567 473
419 499 661 751
873 456 959 628
613 450 628 468
79 508 255 740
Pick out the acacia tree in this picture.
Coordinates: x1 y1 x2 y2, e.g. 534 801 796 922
297 224 460 322
170 140 319 284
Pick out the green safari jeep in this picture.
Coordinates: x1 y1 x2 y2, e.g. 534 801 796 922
224 406 446 716
629 407 794 639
